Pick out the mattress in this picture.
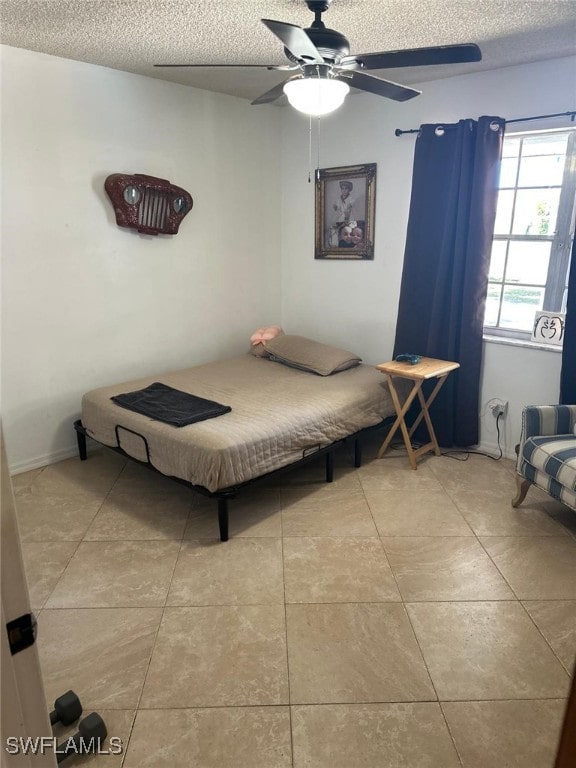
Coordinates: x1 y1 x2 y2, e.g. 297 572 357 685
81 353 394 492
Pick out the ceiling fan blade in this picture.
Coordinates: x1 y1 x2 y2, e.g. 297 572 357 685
342 43 482 70
154 63 278 68
337 71 420 102
251 78 290 106
261 18 324 64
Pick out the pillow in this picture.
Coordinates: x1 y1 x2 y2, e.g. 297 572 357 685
265 334 362 376
249 325 284 357
250 343 271 358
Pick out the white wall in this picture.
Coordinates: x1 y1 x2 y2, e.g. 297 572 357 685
1 46 282 471
479 340 562 457
280 56 576 457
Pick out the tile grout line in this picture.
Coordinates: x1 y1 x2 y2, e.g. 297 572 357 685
399 461 571 710
517 598 575 678
35 539 83 612
367 475 470 763
114 456 178 767
433 463 526 608
428 460 519 765
362 457 465 763
280 514 296 768
26 454 138 765
117 501 190 766
127 694 570 709
437 701 466 768
399 456 493 768
32 457 127 611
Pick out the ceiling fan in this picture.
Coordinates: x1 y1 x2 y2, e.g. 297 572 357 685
154 0 482 116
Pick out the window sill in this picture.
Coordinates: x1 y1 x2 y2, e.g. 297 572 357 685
483 334 563 353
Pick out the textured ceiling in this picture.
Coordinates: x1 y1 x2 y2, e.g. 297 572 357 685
1 0 575 103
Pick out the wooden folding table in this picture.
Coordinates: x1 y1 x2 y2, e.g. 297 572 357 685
376 357 460 469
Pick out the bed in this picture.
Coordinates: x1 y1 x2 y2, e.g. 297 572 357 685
75 339 395 540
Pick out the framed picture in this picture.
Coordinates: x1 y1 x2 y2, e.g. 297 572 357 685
315 163 376 260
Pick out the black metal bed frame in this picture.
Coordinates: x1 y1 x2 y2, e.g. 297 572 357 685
73 417 393 542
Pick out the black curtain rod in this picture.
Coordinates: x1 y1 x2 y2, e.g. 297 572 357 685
394 110 576 137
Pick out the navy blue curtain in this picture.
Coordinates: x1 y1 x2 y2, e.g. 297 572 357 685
393 116 504 447
560 234 576 403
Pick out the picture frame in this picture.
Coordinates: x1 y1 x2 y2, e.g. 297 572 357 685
315 163 376 260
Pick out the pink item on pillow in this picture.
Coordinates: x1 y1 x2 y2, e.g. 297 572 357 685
250 325 284 346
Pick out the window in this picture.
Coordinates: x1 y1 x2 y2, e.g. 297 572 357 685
484 127 576 342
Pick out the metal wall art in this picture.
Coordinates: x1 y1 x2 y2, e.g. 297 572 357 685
315 163 376 260
105 173 193 235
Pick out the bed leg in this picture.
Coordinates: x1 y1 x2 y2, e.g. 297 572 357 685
217 498 229 542
325 450 334 483
354 438 362 468
74 422 87 461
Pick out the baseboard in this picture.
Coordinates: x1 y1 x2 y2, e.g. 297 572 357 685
475 439 516 461
9 439 99 476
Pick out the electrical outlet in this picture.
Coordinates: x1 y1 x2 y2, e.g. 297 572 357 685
491 401 508 418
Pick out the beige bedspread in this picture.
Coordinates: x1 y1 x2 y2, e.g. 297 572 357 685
81 353 394 492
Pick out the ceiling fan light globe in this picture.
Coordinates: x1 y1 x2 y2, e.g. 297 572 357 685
283 77 349 116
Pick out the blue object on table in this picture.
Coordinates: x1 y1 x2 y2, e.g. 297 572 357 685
395 353 422 365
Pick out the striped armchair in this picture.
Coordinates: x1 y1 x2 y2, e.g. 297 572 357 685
513 405 576 511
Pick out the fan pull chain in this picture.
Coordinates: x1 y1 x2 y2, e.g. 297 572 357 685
307 117 322 183
316 116 321 181
308 114 313 183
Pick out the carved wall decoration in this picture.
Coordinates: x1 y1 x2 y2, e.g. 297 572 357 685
531 311 565 346
104 173 193 235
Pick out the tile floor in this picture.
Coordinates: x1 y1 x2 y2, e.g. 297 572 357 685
12 434 576 767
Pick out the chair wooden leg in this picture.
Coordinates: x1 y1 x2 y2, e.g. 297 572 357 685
512 475 531 508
